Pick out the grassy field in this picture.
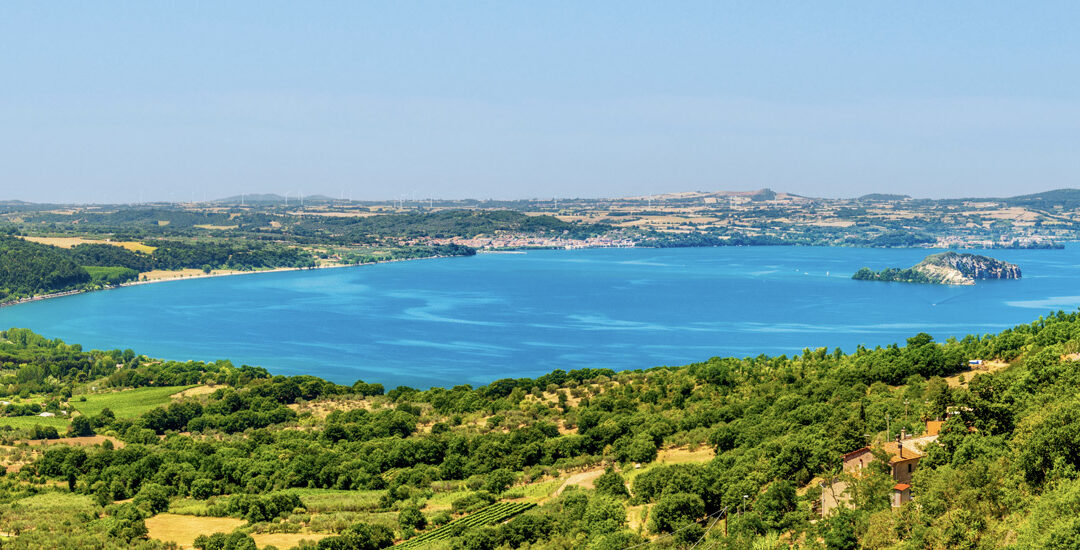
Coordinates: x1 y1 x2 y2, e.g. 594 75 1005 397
0 491 98 540
284 488 384 513
0 415 70 430
75 385 194 419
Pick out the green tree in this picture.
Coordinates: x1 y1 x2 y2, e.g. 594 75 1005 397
824 511 858 550
756 480 796 530
594 467 630 498
135 483 170 514
583 495 626 536
68 415 94 437
650 493 705 533
484 468 516 494
398 506 427 531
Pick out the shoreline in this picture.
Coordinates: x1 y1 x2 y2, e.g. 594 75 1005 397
0 254 464 309
1 241 1069 309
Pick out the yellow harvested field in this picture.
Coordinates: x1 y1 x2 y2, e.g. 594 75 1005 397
115 241 157 253
19 236 93 248
288 398 374 419
656 446 715 464
253 533 330 548
172 385 221 399
17 236 156 253
978 207 1040 221
194 224 238 230
944 360 1009 388
146 514 245 549
19 435 124 449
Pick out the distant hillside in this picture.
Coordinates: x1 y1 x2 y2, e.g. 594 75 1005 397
214 193 338 205
1003 188 1080 209
0 236 92 301
858 193 911 201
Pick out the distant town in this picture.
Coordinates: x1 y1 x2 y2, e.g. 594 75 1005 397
4 188 1079 257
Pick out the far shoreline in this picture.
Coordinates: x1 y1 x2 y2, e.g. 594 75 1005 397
2 241 1070 310
0 253 468 309
0 245 630 309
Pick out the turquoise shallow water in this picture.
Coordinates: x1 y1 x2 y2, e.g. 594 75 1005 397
2 246 1078 388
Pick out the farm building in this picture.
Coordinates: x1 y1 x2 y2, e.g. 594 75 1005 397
842 438 923 484
822 422 943 516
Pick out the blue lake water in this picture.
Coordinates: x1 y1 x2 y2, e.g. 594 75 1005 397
2 246 1079 388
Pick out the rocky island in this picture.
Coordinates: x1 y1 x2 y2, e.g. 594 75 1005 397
853 251 1022 285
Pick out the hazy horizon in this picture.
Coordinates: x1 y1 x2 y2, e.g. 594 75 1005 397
4 185 1076 206
3 3 1079 203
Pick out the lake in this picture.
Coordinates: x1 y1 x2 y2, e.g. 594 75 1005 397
2 246 1078 388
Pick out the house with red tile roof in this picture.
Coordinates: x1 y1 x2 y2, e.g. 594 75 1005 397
842 438 923 484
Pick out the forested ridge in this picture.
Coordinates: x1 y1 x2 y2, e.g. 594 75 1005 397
12 208 608 244
0 236 92 300
1 312 1080 548
0 236 322 303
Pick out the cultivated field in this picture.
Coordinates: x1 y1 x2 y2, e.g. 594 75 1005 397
76 385 195 419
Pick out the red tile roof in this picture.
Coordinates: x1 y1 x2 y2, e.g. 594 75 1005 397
842 441 923 465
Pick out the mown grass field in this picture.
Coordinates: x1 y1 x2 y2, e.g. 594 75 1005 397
145 513 246 548
75 385 194 419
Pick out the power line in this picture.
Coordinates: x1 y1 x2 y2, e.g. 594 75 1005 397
622 507 729 550
687 508 727 550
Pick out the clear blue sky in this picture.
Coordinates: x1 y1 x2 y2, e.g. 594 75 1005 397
2 2 1078 203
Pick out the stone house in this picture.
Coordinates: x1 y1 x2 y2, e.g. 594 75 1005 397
842 438 923 484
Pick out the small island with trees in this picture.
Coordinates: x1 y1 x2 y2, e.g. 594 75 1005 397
852 251 1022 285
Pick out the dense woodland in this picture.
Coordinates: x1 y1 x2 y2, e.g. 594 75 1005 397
2 311 1080 548
852 267 935 285
0 208 585 303
0 236 318 303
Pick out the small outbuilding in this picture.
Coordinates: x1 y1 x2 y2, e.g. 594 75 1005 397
892 483 912 507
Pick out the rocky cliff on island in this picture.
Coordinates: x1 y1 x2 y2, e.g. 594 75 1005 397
853 252 1021 286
